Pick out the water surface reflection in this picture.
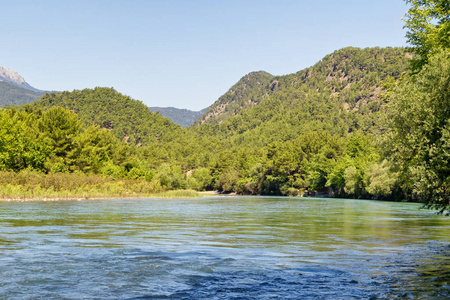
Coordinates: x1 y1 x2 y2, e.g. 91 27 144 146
0 197 449 299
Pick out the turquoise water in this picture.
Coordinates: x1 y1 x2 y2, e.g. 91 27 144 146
0 196 449 299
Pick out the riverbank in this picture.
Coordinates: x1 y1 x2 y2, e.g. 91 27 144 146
0 190 207 202
0 170 422 206
0 170 208 201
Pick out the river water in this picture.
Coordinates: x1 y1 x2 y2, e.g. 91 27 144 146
0 196 449 299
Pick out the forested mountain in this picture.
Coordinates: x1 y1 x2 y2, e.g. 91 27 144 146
194 47 410 148
0 81 46 107
32 88 184 146
149 106 207 127
195 71 274 125
28 88 220 169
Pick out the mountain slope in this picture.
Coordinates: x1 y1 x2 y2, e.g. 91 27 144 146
194 47 411 147
0 65 46 107
32 88 183 146
29 87 222 169
0 65 37 91
195 71 274 125
0 81 45 107
149 107 207 127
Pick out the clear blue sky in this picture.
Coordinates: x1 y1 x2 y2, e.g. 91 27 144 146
1 0 408 110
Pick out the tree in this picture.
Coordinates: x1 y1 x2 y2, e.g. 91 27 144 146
72 125 119 173
326 133 379 198
404 0 450 71
0 109 49 171
154 163 185 190
383 50 450 211
37 107 82 166
364 160 399 198
216 169 239 193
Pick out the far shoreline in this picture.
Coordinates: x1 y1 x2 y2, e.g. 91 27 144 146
0 190 220 202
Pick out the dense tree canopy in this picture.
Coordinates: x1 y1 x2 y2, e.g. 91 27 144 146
376 0 450 211
34 87 183 146
194 47 410 148
404 0 450 71
383 50 450 211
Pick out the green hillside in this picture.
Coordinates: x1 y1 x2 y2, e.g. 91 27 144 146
174 47 412 198
195 71 274 125
0 81 45 107
33 88 183 146
194 47 410 148
28 87 219 169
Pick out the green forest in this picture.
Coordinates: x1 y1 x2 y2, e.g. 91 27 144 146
0 0 448 212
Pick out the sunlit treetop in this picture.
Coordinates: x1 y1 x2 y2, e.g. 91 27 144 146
404 0 450 70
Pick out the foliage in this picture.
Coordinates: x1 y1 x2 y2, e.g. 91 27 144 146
193 47 410 149
186 167 213 191
0 108 49 172
154 163 185 190
196 71 274 125
0 106 136 176
404 0 450 71
382 50 450 210
29 87 221 171
364 160 399 198
216 169 240 193
33 87 183 146
38 107 83 169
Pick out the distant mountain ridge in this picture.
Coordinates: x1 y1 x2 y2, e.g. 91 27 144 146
0 81 45 107
0 65 39 91
149 107 207 127
0 64 46 107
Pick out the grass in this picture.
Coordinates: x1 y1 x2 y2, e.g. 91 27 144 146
0 170 205 201
146 190 204 198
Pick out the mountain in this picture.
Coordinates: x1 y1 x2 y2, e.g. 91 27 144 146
0 65 37 91
149 106 207 127
0 81 46 107
193 47 411 147
32 88 183 146
0 65 46 107
16 47 410 151
195 71 274 125
29 87 216 168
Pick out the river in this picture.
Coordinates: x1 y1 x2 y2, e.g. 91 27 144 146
0 196 449 299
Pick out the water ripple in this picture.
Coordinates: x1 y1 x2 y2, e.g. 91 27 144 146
0 197 449 299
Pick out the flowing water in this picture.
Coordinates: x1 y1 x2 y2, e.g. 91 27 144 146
0 196 449 299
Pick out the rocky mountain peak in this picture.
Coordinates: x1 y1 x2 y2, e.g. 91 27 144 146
0 65 36 91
